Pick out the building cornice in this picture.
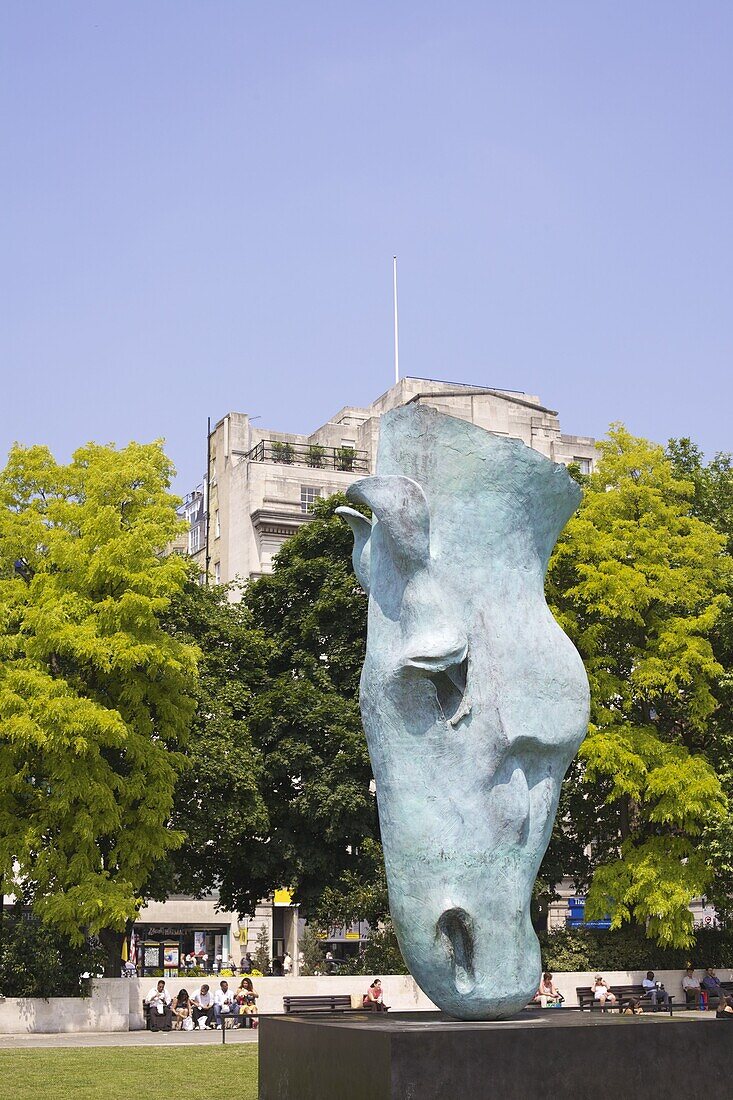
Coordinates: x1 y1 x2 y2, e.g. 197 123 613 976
251 508 313 538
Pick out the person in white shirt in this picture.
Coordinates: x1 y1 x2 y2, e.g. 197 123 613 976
191 983 215 1029
213 980 236 1029
283 952 293 975
641 971 670 1010
145 980 172 1031
682 967 704 1008
592 975 617 1009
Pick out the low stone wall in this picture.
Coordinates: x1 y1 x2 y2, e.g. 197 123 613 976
0 979 130 1034
129 973 436 1028
546 967 733 1007
4 966 730 1032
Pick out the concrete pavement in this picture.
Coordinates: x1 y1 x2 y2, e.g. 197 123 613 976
0 1026 259 1049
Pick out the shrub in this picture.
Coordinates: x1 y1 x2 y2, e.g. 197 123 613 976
271 441 294 464
539 925 733 973
298 924 326 977
336 446 355 471
0 915 105 997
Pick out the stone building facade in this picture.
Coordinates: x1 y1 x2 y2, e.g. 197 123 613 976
183 376 597 587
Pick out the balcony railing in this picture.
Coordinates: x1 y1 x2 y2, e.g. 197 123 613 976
246 439 369 473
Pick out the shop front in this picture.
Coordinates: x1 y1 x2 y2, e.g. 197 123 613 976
135 924 232 976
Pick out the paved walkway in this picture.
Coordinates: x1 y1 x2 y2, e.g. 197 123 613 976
0 1027 259 1049
0 1008 715 1048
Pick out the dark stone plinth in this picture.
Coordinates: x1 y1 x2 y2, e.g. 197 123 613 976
258 1010 731 1100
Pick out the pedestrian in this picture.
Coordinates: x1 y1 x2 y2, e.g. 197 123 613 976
362 978 390 1012
213 980 236 1029
144 979 172 1031
171 988 192 1030
191 983 215 1029
682 967 705 1009
641 971 669 1011
701 968 725 1011
235 976 260 1028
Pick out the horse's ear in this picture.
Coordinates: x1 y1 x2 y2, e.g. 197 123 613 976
346 476 430 568
336 507 372 594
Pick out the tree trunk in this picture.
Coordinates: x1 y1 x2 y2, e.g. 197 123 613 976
616 796 629 836
530 891 549 933
99 927 124 978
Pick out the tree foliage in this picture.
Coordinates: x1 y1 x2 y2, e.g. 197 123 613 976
0 442 196 952
154 578 271 902
298 922 327 975
546 425 730 946
0 911 105 997
666 439 733 920
231 494 377 917
252 924 270 974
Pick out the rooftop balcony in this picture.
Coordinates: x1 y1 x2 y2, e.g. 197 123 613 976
246 439 370 473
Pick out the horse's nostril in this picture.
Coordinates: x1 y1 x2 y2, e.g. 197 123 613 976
429 656 468 723
438 907 475 995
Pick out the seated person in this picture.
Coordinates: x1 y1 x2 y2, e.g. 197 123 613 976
591 975 617 1008
144 979 172 1031
533 972 563 1006
213 980 237 1028
363 978 390 1012
701 968 725 1011
171 988 191 1030
191 984 214 1029
641 971 670 1010
716 994 733 1019
681 967 705 1008
235 977 259 1027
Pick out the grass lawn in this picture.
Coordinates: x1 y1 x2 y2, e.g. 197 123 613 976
4 1046 258 1100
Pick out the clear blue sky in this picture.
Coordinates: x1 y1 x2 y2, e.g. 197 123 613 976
3 2 732 490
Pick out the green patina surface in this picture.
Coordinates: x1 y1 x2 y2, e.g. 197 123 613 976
338 405 589 1019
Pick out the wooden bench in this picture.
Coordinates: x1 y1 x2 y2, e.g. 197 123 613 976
577 985 674 1015
283 994 356 1014
684 980 733 1009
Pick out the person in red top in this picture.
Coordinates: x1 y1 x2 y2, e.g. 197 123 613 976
363 978 390 1012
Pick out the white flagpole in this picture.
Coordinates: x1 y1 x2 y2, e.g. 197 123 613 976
393 255 399 384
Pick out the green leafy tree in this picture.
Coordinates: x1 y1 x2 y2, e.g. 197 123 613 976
152 578 271 902
0 442 197 972
546 425 729 946
0 909 106 998
228 494 377 917
666 439 733 920
252 925 270 974
298 922 326 975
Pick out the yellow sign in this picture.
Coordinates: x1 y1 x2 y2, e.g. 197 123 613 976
273 888 293 906
345 932 360 940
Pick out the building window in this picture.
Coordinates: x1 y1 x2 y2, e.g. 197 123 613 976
574 457 592 475
215 509 220 538
214 561 221 585
301 485 323 514
189 525 200 553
